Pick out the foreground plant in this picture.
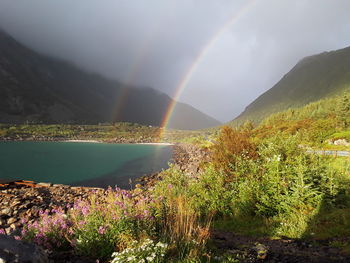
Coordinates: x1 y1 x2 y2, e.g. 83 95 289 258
69 188 157 259
21 207 73 251
159 196 212 259
111 238 167 263
21 187 158 260
21 186 211 262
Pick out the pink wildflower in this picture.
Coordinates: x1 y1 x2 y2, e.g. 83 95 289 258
98 226 106 235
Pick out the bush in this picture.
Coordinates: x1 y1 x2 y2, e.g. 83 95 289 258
211 126 258 175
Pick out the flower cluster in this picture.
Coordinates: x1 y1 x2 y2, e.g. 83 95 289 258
21 207 73 250
111 239 168 263
21 187 159 260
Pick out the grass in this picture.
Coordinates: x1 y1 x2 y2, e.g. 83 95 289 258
331 130 350 141
329 240 350 254
213 216 273 237
213 207 350 242
304 208 350 239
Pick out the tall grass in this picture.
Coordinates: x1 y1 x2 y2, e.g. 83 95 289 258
159 196 211 259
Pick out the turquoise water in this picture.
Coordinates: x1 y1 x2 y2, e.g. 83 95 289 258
0 141 172 188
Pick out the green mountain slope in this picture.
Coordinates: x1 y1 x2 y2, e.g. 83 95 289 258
230 46 350 126
0 29 220 130
253 91 350 145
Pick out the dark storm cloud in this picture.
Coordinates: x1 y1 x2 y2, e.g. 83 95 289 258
0 0 350 121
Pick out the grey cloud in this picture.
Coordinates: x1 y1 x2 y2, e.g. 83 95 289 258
0 0 350 122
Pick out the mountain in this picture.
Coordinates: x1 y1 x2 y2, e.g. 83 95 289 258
230 46 350 126
0 29 220 130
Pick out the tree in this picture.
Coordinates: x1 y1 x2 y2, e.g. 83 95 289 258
340 94 350 128
211 126 258 176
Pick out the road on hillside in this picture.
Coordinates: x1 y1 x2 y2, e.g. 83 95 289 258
306 150 350 157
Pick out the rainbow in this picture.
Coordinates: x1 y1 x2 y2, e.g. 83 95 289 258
112 24 167 121
159 0 257 135
112 42 155 121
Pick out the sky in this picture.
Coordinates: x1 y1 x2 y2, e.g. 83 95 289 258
0 0 350 122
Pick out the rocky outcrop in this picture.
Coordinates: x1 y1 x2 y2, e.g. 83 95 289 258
0 183 106 236
171 144 210 176
333 139 350 146
0 235 49 263
136 143 210 187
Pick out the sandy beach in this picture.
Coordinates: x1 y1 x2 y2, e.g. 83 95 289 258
136 142 174 146
64 139 101 143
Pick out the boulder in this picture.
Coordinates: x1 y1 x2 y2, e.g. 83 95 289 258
0 235 49 263
333 139 350 146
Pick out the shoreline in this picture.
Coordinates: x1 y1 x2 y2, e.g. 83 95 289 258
135 142 173 146
64 139 102 143
0 143 200 233
0 137 174 146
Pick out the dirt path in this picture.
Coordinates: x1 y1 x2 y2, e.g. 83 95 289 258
211 230 350 263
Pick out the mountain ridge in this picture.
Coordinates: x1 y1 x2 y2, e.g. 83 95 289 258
0 29 221 130
230 45 350 126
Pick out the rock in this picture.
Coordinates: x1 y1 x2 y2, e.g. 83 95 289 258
0 235 49 263
6 218 16 225
0 208 12 217
37 183 52 187
333 139 350 146
4 228 11 235
253 243 268 260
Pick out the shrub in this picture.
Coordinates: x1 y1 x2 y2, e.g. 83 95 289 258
211 126 258 175
187 166 234 216
154 165 233 216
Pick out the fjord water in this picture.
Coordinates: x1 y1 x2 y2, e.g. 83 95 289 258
0 141 172 188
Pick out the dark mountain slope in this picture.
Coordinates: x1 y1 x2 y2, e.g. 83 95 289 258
0 29 220 129
230 46 350 126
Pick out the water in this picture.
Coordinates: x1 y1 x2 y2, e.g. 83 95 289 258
0 141 173 188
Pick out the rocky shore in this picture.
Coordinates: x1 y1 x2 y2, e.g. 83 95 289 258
0 182 106 236
0 143 205 236
136 143 210 187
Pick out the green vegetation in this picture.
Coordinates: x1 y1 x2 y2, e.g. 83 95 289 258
18 121 350 262
0 123 161 142
0 123 212 144
230 46 350 126
21 187 211 262
155 131 350 239
253 91 350 150
4 88 350 262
